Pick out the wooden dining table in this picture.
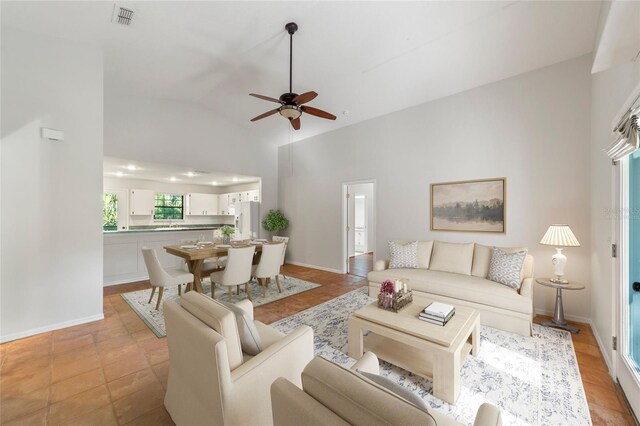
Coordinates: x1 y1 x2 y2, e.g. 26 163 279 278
163 241 265 293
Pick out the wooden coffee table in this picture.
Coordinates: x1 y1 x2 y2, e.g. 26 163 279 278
347 296 480 404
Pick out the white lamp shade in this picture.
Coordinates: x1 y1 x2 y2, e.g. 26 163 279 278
539 224 581 247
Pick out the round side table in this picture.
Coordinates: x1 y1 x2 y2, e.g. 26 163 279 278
535 278 585 333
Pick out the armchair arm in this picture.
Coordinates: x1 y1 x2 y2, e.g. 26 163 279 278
374 260 389 272
235 299 254 320
231 325 314 384
351 351 379 375
474 403 502 426
519 277 533 298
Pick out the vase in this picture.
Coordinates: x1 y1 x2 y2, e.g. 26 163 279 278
223 235 231 244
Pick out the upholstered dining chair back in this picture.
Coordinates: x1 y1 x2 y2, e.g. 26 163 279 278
254 243 284 278
220 245 256 286
272 236 289 266
141 247 171 286
163 291 315 426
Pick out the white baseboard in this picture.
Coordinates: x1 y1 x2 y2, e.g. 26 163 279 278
104 275 148 287
286 261 343 275
533 308 591 324
0 313 105 344
588 319 616 379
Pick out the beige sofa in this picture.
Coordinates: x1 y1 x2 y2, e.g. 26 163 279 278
163 292 314 426
368 241 534 336
271 352 502 426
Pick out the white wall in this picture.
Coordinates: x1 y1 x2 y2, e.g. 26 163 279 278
104 92 278 226
1 28 104 341
590 59 640 372
279 55 593 319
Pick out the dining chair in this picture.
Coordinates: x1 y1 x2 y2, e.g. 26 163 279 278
272 236 289 279
210 246 256 302
253 243 285 298
141 247 194 310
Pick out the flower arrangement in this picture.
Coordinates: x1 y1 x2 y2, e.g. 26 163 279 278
378 279 412 312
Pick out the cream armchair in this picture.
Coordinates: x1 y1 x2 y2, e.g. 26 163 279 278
271 353 502 426
163 292 314 426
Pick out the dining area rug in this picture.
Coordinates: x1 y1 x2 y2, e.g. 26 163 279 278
121 276 320 337
272 287 592 426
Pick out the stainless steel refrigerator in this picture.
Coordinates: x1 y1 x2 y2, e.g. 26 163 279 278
234 201 260 240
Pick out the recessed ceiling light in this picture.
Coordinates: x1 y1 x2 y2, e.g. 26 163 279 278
211 181 218 186
186 171 196 177
126 164 137 171
116 171 124 177
170 176 177 182
342 110 351 116
232 177 239 182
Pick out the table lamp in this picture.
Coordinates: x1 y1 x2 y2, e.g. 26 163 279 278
539 224 581 284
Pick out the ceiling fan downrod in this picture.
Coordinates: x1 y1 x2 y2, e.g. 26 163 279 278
285 22 298 94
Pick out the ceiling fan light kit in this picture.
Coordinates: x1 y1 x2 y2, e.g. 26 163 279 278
249 22 336 130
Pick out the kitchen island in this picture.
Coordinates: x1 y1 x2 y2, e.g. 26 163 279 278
103 226 230 286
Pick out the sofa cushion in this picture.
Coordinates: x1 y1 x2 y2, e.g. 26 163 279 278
472 244 529 280
429 241 474 275
180 292 243 370
488 248 527 290
393 240 433 268
302 357 437 426
219 300 262 355
368 268 532 314
358 371 429 412
388 241 419 269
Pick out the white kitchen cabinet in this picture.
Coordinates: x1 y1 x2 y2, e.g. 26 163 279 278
130 189 155 216
218 194 229 215
187 193 218 216
246 190 260 202
229 192 240 205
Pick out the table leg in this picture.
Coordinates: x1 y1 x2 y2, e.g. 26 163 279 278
347 317 364 359
433 351 460 404
472 318 480 356
187 259 205 293
542 288 580 333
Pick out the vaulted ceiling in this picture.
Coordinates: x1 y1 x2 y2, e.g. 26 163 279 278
2 1 602 144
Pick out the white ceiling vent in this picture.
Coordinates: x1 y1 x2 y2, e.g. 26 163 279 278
112 4 134 26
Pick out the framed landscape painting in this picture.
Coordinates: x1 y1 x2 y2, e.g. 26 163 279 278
430 177 506 233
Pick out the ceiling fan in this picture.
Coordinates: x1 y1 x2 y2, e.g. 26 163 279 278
249 22 336 130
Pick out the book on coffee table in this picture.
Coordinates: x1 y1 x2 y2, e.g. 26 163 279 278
423 302 455 319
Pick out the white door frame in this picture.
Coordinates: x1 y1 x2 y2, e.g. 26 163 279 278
341 179 376 274
615 157 640 418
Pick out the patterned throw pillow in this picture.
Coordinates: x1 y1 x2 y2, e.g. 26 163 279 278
388 241 419 269
488 247 527 290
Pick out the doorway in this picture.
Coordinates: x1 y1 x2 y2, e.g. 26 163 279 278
342 181 375 276
617 151 640 419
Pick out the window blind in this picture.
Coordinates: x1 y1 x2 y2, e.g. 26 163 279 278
605 109 640 161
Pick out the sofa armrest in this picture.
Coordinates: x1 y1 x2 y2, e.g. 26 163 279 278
474 403 502 426
351 352 379 375
374 260 389 272
519 277 533 298
235 299 254 320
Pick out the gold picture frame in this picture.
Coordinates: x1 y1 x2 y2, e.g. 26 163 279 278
430 177 506 233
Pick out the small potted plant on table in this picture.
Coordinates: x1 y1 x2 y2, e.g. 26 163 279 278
219 225 235 244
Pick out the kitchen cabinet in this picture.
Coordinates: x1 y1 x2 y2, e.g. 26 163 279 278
130 189 155 216
187 193 218 216
218 194 232 215
246 190 260 202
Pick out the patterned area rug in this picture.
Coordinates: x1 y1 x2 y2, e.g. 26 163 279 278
121 276 320 337
272 288 591 426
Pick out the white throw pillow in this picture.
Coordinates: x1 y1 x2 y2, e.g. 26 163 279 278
488 247 527 290
388 241 419 269
219 300 262 355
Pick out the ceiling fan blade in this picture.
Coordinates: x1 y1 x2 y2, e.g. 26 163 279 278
301 106 337 120
249 93 283 104
250 108 280 122
290 117 301 130
293 91 318 105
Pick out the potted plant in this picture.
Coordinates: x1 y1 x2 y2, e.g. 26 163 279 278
219 225 235 244
262 209 289 236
